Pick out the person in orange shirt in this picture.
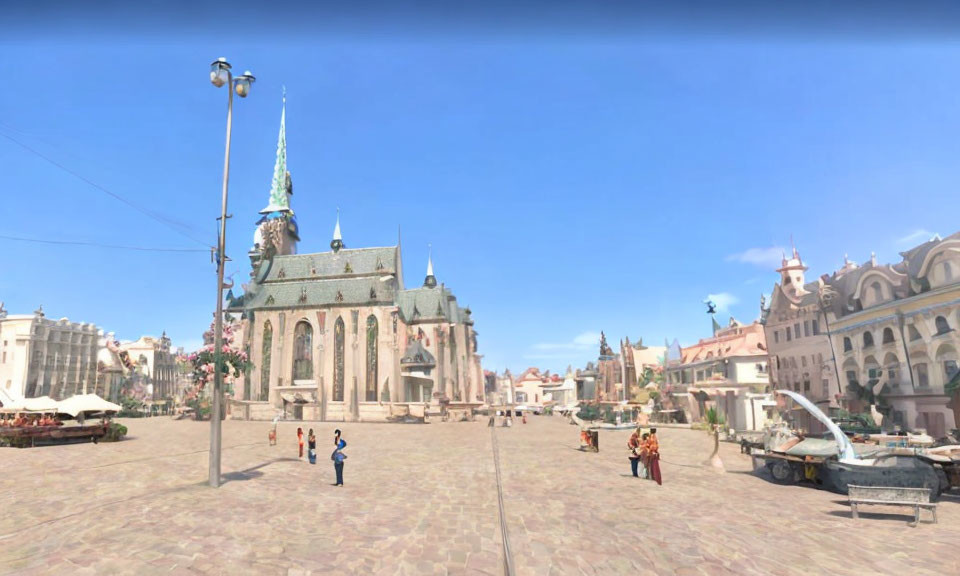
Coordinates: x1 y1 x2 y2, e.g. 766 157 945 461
297 427 304 460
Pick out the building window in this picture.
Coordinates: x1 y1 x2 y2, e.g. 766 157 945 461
449 327 460 400
843 337 852 352
366 315 378 402
822 379 830 397
908 324 922 341
334 317 345 401
863 332 874 348
786 327 792 341
945 360 959 382
803 379 810 392
871 281 883 303
804 321 810 337
812 319 820 335
935 316 952 335
794 323 801 339
846 370 858 387
260 321 273 401
915 363 929 388
882 327 895 344
801 356 807 368
774 331 780 344
945 261 954 282
292 321 314 381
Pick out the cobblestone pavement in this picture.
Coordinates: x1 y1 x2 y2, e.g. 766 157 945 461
495 416 960 576
0 416 958 575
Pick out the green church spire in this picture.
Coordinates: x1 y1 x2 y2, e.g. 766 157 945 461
260 87 292 214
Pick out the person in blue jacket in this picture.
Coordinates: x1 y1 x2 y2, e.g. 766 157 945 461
332 429 347 486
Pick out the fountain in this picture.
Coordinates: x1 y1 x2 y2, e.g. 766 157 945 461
776 389 858 462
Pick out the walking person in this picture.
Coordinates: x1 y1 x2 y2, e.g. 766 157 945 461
627 427 643 477
297 427 304 460
308 428 317 465
332 429 347 486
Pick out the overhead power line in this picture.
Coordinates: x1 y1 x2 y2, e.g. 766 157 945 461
0 127 213 249
0 233 209 253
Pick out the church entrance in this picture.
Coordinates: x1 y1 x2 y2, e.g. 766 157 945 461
403 376 433 403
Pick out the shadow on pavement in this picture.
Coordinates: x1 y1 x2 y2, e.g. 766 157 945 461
221 457 299 485
825 509 919 524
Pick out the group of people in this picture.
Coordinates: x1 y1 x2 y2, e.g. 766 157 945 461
627 427 662 485
0 414 62 428
295 426 348 486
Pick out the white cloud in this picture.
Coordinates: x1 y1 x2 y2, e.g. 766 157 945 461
726 246 786 269
533 331 600 351
706 292 739 313
897 229 937 246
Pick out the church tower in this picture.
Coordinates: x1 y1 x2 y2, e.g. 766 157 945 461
777 245 808 304
423 245 437 288
330 209 343 253
250 89 299 272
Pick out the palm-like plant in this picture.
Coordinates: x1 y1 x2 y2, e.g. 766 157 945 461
704 406 726 471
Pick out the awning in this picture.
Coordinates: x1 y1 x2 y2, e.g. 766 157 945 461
57 394 121 417
21 396 59 412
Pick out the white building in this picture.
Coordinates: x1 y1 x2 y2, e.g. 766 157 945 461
0 306 100 400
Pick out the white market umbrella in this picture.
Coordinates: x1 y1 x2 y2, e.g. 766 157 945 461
21 396 59 413
57 394 121 418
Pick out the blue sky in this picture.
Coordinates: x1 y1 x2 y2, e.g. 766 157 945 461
2 14 960 374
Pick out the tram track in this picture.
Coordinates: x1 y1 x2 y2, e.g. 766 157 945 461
490 426 516 576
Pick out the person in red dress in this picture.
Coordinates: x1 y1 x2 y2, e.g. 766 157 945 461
647 428 662 485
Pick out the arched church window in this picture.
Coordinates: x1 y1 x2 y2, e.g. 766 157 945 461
882 327 895 344
450 327 460 400
366 315 378 401
863 332 874 348
260 321 273 401
871 281 883 303
293 321 313 381
334 317 345 401
843 337 852 352
935 316 952 335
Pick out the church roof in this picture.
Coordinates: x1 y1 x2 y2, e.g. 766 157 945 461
245 276 397 310
400 338 436 366
397 285 463 323
261 246 399 282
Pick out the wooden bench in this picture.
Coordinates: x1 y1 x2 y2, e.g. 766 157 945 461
848 485 937 525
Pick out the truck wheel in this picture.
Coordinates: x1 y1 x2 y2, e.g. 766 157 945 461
768 460 800 485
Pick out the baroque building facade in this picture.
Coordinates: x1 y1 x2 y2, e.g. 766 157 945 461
762 247 840 433
0 306 100 400
117 333 180 401
226 96 484 421
763 233 960 437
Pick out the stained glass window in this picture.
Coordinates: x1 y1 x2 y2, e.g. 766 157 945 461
260 321 273 401
293 321 313 381
334 317 345 401
450 327 460 401
366 315 378 401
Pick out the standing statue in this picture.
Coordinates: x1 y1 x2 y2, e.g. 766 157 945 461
599 332 615 357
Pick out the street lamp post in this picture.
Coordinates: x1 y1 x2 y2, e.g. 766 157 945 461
208 57 255 488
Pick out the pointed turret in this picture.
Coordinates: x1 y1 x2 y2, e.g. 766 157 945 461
423 244 437 288
330 209 343 253
260 88 293 215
